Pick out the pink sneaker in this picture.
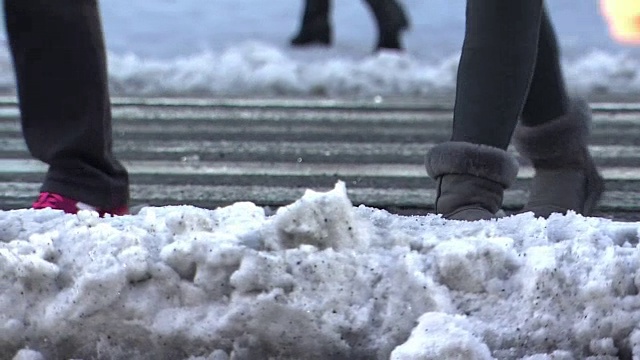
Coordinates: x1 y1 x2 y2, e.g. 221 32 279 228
32 192 129 216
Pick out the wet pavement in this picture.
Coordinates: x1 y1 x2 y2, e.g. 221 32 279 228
1 96 639 221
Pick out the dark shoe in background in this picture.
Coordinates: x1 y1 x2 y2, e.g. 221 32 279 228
290 0 410 50
363 0 410 51
290 0 332 47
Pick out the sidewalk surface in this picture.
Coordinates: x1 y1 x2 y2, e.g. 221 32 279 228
1 96 638 221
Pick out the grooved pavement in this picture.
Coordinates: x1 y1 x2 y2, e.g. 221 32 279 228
1 96 639 220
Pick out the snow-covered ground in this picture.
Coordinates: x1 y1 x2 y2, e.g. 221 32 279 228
4 182 640 359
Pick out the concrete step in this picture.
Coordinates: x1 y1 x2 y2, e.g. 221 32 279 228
1 96 639 220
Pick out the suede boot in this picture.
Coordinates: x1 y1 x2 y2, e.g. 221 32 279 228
362 0 410 50
425 141 520 221
290 0 332 47
513 99 604 218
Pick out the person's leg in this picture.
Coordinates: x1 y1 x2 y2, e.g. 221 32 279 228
425 0 545 220
361 0 410 51
290 0 332 46
513 7 604 217
451 0 544 149
5 0 129 214
520 8 569 127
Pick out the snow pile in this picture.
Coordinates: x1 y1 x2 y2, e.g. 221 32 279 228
1 182 640 359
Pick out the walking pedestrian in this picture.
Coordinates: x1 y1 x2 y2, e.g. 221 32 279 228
290 0 410 51
424 1 604 220
5 0 130 216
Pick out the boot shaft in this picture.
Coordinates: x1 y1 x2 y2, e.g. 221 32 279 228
514 99 604 217
436 174 505 220
426 141 519 221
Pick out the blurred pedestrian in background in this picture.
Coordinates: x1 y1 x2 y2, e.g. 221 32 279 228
290 0 410 51
425 1 604 220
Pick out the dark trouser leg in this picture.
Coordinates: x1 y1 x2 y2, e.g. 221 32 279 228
290 0 332 46
520 8 569 126
451 0 544 150
4 0 129 209
361 0 410 50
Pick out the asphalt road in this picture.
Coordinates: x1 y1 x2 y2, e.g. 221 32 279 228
1 96 639 221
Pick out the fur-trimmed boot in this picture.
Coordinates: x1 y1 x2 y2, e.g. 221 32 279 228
513 99 604 218
425 141 520 221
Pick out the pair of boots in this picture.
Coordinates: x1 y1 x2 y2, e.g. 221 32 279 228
290 0 410 51
425 99 605 220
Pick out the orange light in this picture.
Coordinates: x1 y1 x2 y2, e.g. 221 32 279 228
600 0 640 45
